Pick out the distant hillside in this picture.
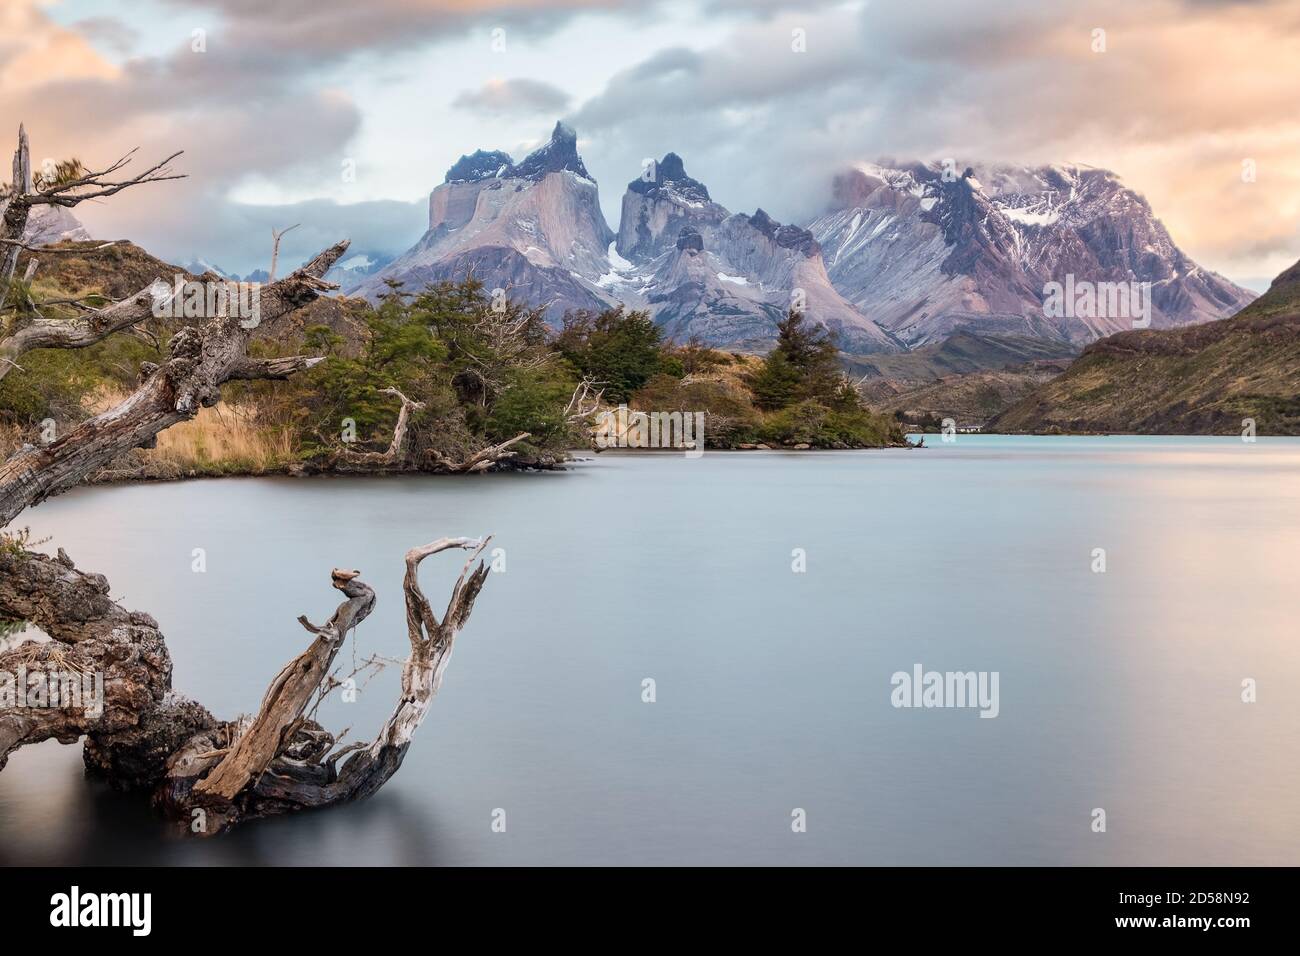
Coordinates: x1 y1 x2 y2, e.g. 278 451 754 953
990 260 1300 435
18 239 189 299
844 330 1077 383
863 360 1070 427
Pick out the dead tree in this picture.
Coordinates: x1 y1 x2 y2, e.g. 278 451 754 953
431 432 531 473
335 386 425 468
333 387 530 474
0 127 495 835
2 124 182 300
156 537 491 833
268 223 300 282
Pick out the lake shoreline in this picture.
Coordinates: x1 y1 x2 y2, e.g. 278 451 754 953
78 431 1287 488
79 442 926 487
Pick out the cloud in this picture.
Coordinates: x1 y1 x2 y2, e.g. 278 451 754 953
135 196 428 277
69 17 140 57
452 78 570 115
0 2 119 90
568 0 1300 282
153 0 646 59
0 0 370 272
0 0 659 270
4 0 1299 282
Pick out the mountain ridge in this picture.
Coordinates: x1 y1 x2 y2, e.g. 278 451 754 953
294 124 1259 369
810 161 1255 348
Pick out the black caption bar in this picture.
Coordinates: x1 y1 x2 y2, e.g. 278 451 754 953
0 866 1274 942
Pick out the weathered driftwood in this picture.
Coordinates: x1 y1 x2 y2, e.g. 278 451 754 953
1 125 495 836
194 569 376 801
1 279 170 381
335 386 425 467
332 385 531 474
156 537 491 834
433 432 531 473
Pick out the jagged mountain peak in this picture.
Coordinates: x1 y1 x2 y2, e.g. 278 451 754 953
510 120 591 182
628 152 711 204
443 123 592 186
444 149 514 184
740 209 819 257
362 130 1253 361
359 120 612 320
617 149 728 263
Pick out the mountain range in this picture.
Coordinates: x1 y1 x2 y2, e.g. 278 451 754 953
345 122 1254 363
810 163 1254 348
14 121 1260 383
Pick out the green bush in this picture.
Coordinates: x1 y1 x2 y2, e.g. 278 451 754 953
486 367 579 447
759 399 903 447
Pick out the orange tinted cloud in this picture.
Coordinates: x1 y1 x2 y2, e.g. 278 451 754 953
3 0 1298 282
0 1 119 90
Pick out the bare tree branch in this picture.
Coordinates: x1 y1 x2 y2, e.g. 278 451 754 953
268 223 300 282
564 376 604 424
192 568 377 802
336 386 425 467
0 238 120 254
156 536 492 834
0 240 349 527
26 149 185 207
432 432 531 473
228 355 326 381
0 279 172 381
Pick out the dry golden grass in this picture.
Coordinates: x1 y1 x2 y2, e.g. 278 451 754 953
0 420 21 458
90 389 297 476
149 404 296 473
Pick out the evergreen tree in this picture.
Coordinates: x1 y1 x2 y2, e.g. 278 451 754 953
748 309 846 410
555 307 663 404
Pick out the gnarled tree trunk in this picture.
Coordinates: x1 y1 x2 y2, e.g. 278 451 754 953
155 537 491 834
0 126 495 837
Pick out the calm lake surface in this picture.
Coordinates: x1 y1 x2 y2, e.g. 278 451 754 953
2 436 1299 865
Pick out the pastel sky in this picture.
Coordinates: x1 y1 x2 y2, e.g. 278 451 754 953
3 0 1298 289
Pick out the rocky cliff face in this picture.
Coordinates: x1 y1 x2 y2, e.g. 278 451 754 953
354 122 615 320
810 162 1255 348
604 154 902 352
362 137 901 352
616 152 728 261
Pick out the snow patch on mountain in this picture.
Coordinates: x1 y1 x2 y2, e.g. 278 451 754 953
811 160 1254 347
